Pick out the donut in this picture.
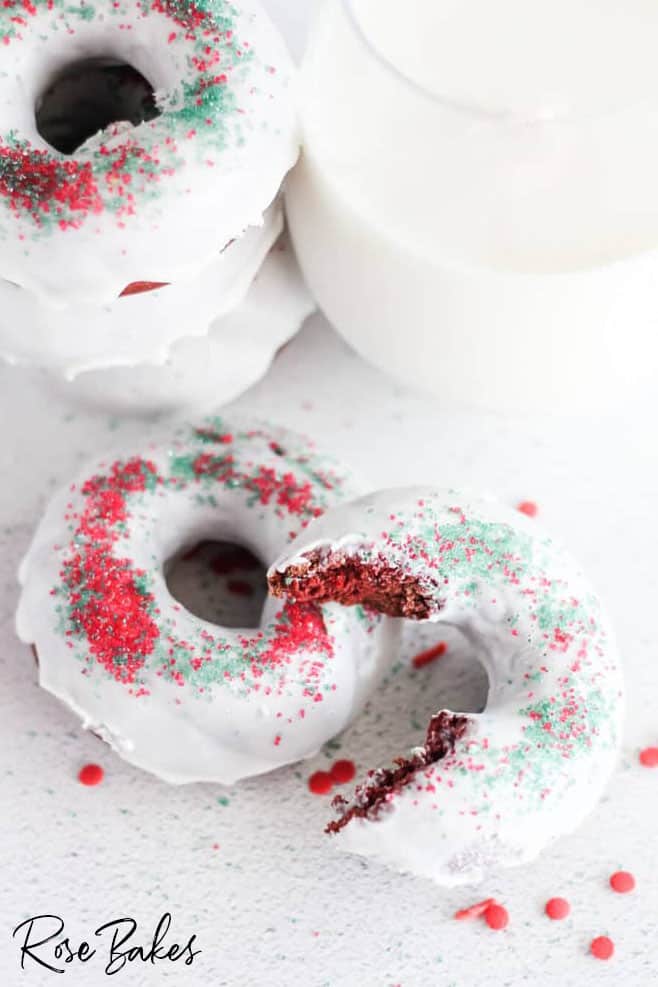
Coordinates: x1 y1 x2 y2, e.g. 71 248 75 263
56 232 315 414
0 0 298 305
0 202 283 377
269 488 623 885
16 419 397 784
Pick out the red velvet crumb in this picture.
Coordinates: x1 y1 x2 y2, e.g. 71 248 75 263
517 500 538 518
120 281 169 297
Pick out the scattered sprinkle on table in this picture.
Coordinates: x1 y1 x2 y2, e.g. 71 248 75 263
78 763 104 787
454 898 496 921
484 903 509 931
330 759 356 784
609 870 635 893
411 641 447 669
308 770 333 795
517 500 538 518
639 746 658 767
545 897 570 920
590 936 614 960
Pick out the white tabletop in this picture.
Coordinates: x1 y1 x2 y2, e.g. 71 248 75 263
2 3 657 985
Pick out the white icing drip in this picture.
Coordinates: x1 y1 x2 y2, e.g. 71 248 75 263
0 203 282 376
51 230 315 414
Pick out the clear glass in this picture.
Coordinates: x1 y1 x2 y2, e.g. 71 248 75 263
286 0 658 413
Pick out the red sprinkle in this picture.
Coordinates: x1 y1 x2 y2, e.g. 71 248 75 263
454 898 496 921
78 763 104 786
412 641 447 669
610 871 635 894
545 897 570 920
308 771 333 795
227 579 254 597
590 936 614 960
517 500 538 518
330 759 356 784
484 904 509 930
639 746 658 767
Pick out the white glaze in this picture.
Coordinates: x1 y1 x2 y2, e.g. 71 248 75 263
16 419 398 785
0 204 282 377
270 487 623 885
54 232 315 414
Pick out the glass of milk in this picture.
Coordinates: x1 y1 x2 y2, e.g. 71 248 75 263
286 0 658 413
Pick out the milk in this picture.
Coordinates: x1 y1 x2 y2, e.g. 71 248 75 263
286 0 658 411
352 0 658 119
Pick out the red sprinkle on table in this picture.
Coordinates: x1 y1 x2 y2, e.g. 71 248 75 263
545 897 570 920
227 579 254 597
610 871 635 894
639 746 658 767
412 641 447 669
454 898 496 921
330 760 356 785
78 763 104 786
308 771 333 795
590 936 614 960
484 904 509 931
517 500 538 518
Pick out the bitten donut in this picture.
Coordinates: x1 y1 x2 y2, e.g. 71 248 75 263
16 419 396 784
0 0 298 305
269 488 623 886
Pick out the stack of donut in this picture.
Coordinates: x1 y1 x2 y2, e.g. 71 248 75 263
0 0 305 409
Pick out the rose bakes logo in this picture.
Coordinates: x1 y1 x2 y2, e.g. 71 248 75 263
11 912 201 976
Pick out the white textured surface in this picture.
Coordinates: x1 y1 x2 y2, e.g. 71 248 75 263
1 2 657 984
1 311 658 985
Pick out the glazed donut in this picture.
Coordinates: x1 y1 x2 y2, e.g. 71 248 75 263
57 231 315 414
0 202 283 377
269 488 623 886
0 0 298 305
16 419 396 784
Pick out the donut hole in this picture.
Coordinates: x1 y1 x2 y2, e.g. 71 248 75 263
165 541 267 630
405 623 489 715
35 57 160 155
331 623 489 788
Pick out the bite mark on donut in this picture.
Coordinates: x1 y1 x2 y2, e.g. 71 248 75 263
270 549 460 832
268 548 438 619
325 711 469 834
